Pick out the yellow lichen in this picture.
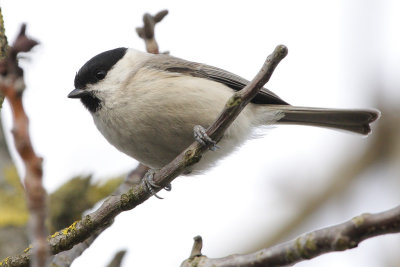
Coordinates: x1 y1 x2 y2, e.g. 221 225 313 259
61 221 78 235
23 245 32 254
226 93 242 108
50 230 61 239
352 214 365 228
0 256 10 266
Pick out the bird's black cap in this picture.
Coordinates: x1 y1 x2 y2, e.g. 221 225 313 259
74 47 128 89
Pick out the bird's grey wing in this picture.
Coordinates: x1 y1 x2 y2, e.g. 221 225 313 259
145 54 289 105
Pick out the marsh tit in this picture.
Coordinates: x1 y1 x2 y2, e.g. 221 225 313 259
68 47 379 174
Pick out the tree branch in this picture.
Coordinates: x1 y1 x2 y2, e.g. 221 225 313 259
181 205 400 267
0 7 8 108
0 24 46 267
49 165 148 267
135 9 168 54
105 250 127 267
0 45 288 267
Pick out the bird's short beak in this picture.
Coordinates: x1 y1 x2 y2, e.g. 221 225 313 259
68 88 89 98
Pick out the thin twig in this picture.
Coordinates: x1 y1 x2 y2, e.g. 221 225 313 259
105 250 127 267
0 45 287 267
189 236 203 259
0 24 45 267
181 205 400 267
135 10 168 54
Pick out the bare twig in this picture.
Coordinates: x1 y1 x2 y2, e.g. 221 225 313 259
105 250 127 267
181 205 400 267
0 7 8 108
0 24 45 267
0 8 14 175
189 236 203 259
0 45 287 267
135 9 168 54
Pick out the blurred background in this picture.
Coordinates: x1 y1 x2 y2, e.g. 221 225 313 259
0 0 399 266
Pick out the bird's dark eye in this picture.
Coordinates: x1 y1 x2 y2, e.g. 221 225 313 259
95 70 106 80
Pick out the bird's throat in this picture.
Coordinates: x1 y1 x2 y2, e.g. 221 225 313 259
80 93 102 113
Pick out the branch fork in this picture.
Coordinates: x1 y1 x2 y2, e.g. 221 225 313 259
181 206 400 267
136 9 168 54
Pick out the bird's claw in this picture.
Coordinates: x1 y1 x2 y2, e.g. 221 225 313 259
143 169 171 199
193 125 219 151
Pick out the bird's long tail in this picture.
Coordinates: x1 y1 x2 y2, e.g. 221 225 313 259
270 105 380 135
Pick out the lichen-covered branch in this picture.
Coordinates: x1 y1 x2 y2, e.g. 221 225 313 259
50 228 104 267
0 45 287 267
150 45 288 189
135 9 168 54
49 166 146 267
181 205 400 267
0 24 46 267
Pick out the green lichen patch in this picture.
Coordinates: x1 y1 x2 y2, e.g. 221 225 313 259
184 149 202 167
351 214 366 228
225 93 242 108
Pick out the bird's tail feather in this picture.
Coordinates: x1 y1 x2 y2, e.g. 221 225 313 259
272 105 380 135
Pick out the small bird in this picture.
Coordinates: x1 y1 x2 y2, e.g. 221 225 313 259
69 47 379 177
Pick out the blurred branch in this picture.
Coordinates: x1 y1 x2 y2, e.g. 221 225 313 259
135 9 168 54
105 250 127 267
0 7 14 176
1 44 288 267
0 11 30 260
0 24 46 267
0 7 8 108
182 205 400 267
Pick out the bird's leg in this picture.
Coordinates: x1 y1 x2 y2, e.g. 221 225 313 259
193 125 219 151
143 169 171 199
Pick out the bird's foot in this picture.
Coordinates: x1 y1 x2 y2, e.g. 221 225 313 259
143 169 171 199
193 125 219 151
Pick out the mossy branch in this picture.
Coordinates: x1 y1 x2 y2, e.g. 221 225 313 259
181 205 400 267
